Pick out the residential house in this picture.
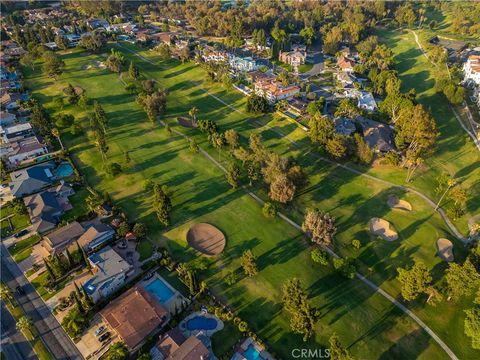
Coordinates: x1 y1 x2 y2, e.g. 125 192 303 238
150 329 211 360
44 42 58 51
333 117 356 136
254 78 300 103
100 285 169 350
0 67 18 81
83 246 134 303
1 122 33 143
356 117 396 153
336 71 356 87
9 162 55 198
463 54 480 86
228 54 264 72
1 92 24 111
107 22 136 34
337 56 355 72
151 32 175 45
78 223 115 252
65 34 81 47
201 47 228 63
24 191 64 233
357 92 377 112
41 221 85 254
279 45 307 67
245 70 275 84
86 19 109 30
287 98 307 115
5 135 48 165
0 111 16 126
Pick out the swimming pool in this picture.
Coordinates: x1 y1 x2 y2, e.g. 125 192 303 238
186 316 218 331
243 344 261 360
55 162 74 177
144 278 175 304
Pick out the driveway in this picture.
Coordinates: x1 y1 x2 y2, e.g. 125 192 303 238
301 50 324 79
76 314 118 360
17 243 49 274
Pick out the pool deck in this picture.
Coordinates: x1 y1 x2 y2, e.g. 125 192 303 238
179 311 224 337
232 337 275 360
141 274 187 315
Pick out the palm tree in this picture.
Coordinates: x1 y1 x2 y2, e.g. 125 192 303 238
0 283 13 305
435 178 456 211
188 106 198 126
105 342 129 360
51 128 64 151
16 316 33 336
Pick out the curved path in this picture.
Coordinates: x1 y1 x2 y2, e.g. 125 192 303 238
410 31 478 152
118 43 459 358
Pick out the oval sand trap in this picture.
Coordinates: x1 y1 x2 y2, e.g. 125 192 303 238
186 223 225 256
370 217 398 241
387 195 412 211
177 116 198 128
436 238 454 262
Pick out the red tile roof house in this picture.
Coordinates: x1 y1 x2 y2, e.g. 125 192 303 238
254 78 300 104
100 285 169 351
150 329 210 360
337 56 355 73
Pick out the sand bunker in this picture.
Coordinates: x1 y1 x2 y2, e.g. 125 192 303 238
177 116 198 128
82 61 106 70
387 195 412 211
370 217 398 241
186 223 225 256
62 85 84 95
436 238 454 262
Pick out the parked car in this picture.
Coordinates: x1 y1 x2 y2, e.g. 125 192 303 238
143 272 154 281
14 229 29 238
95 326 106 337
98 332 110 342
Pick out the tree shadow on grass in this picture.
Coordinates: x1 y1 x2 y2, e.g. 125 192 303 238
164 65 196 78
378 328 431 360
257 234 306 270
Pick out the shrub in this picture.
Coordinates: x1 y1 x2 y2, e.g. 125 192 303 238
262 202 277 218
238 321 249 332
311 248 329 265
351 239 361 249
383 151 400 166
225 271 237 286
105 162 122 176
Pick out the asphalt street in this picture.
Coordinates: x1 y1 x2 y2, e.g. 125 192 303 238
1 300 38 360
1 243 83 360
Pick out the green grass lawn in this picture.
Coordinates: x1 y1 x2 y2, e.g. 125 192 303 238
8 234 41 263
299 63 314 73
22 44 471 359
0 205 30 238
374 27 480 233
61 187 91 222
211 321 243 357
137 240 153 261
31 271 72 301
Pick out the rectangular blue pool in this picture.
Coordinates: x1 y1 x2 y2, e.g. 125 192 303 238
243 344 261 360
144 278 175 304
